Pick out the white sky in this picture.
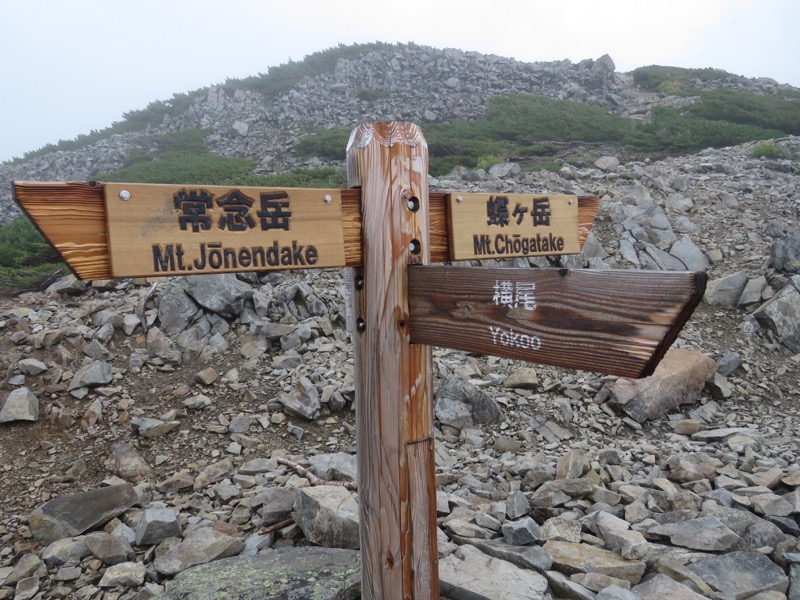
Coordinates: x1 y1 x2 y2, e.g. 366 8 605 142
1 0 798 163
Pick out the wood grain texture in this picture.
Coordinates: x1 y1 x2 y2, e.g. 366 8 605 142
408 266 707 378
14 183 599 276
13 181 111 280
407 439 437 600
347 122 438 600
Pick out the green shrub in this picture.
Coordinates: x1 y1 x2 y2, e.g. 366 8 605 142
687 89 800 135
0 217 66 293
750 141 784 159
632 65 735 91
294 129 351 161
96 129 257 184
230 168 346 188
0 217 58 268
476 155 505 170
623 106 783 155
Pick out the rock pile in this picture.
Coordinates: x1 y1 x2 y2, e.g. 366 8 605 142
1 43 794 224
1 129 800 598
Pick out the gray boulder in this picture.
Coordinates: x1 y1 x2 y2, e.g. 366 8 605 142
753 276 800 352
153 527 244 576
157 280 199 336
161 547 360 600
435 378 502 429
439 545 548 599
669 235 710 271
771 231 800 272
294 486 360 549
687 552 789 598
0 388 39 423
184 274 252 318
67 360 113 391
704 270 748 306
28 483 139 544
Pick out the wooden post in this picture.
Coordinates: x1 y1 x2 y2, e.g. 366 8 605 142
347 122 438 599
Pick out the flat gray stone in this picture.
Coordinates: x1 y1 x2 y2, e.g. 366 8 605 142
701 503 787 551
544 540 646 584
83 532 134 566
28 483 138 544
670 235 711 271
162 547 360 600
154 527 245 576
18 358 47 375
67 360 113 391
453 537 553 572
631 573 708 599
648 516 739 551
98 561 146 588
307 452 357 482
439 545 548 599
688 552 789 598
157 280 200 336
184 274 253 318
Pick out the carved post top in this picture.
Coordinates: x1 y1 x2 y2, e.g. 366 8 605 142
347 122 428 189
347 122 427 151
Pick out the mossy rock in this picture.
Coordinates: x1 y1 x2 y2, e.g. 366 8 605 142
162 547 360 599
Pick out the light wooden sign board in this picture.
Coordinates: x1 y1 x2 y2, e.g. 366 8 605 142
103 183 346 278
447 193 580 261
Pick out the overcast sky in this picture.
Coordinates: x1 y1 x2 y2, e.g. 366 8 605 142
1 0 798 163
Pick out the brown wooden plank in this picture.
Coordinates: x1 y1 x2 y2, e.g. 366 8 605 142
347 122 438 599
407 439 437 599
408 266 707 378
13 181 111 280
14 182 599 277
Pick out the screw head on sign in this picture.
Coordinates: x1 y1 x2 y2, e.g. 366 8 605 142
119 190 131 201
456 196 463 203
324 194 332 204
568 199 574 206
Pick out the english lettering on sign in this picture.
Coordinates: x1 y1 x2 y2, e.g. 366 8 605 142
449 193 580 260
151 241 320 274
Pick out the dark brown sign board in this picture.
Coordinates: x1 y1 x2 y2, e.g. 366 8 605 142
408 265 707 379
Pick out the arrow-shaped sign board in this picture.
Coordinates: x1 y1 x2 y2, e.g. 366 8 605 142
409 265 707 379
12 181 600 280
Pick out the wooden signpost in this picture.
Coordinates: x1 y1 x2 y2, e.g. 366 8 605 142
13 121 706 600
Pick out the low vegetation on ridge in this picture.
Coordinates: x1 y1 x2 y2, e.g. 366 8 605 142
2 45 799 291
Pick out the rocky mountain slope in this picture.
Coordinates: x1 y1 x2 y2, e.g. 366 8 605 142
1 44 800 599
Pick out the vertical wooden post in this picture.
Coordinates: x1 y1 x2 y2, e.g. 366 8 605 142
347 122 438 599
